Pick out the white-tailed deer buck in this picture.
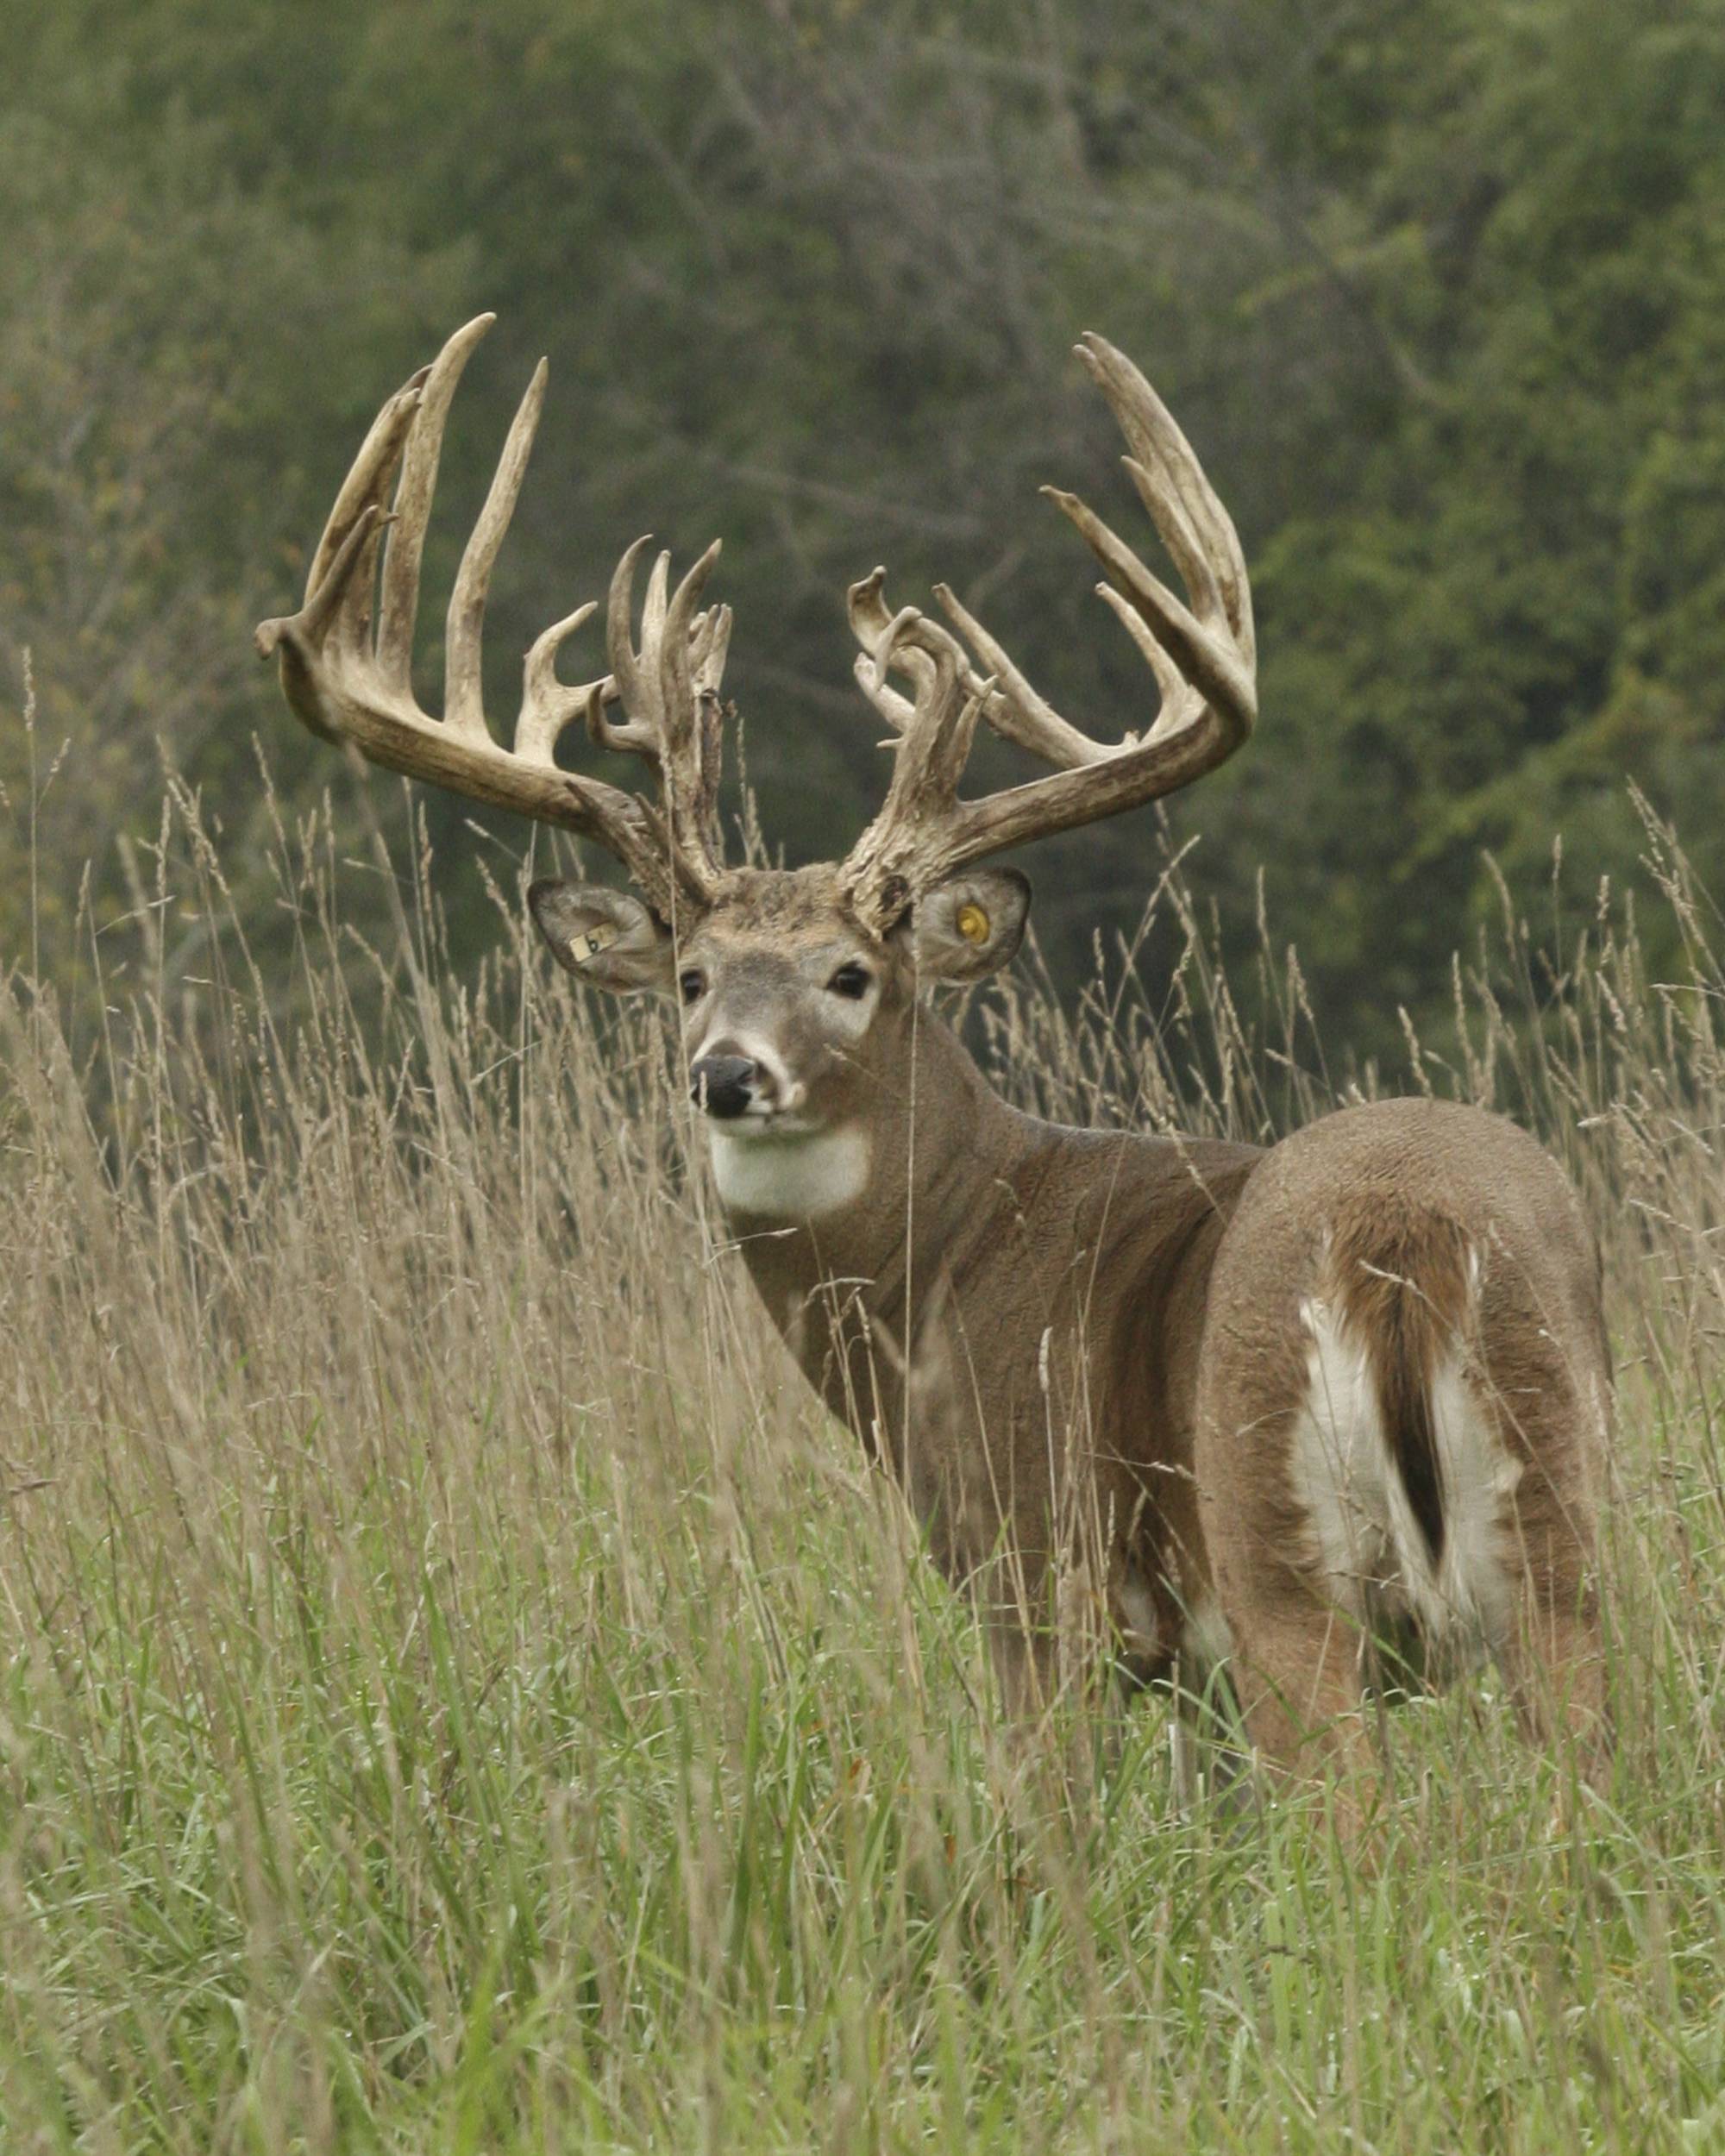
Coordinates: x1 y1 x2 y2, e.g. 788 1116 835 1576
258 315 1609 1821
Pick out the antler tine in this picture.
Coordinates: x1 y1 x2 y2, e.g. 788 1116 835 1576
1083 336 1251 647
292 503 380 646
284 376 425 685
596 534 726 887
590 540 661 759
518 600 605 763
657 542 710 764
849 570 945 735
932 580 1118 768
642 549 672 664
687 602 732 860
256 315 730 919
1041 479 1252 725
374 313 494 691
304 368 426 602
600 537 656 734
858 564 1109 770
445 356 546 739
1090 585 1193 741
841 331 1257 931
840 604 994 925
691 603 732 698
889 619 987 803
658 539 726 867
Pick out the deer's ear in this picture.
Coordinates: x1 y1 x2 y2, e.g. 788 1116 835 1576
529 881 676 996
911 868 1031 984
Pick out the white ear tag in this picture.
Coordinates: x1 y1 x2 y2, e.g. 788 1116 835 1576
568 925 619 964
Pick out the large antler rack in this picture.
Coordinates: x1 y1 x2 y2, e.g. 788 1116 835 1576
254 314 731 923
841 333 1257 936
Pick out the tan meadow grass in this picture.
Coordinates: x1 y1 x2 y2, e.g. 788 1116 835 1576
1 755 1722 2152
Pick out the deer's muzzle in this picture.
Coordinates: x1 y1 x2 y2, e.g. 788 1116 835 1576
690 1055 758 1119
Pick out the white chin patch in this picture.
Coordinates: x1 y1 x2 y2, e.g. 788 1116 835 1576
708 1125 869 1221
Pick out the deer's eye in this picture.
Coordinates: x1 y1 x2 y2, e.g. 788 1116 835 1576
678 969 706 1006
827 962 872 1000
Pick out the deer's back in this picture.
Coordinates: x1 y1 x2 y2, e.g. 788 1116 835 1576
1208 1098 1606 1362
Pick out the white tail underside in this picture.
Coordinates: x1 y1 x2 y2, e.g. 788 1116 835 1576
1291 1297 1522 1652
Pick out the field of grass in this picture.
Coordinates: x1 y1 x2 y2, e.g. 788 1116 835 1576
2 759 1723 2153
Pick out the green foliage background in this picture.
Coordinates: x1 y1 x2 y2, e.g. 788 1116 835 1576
5 0 1723 1047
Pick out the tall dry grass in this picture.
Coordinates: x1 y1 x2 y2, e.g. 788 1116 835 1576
2 729 1723 2150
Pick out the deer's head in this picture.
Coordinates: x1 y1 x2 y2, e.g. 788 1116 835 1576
526 859 1028 1216
256 316 1254 1219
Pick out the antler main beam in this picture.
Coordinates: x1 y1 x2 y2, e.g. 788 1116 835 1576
842 333 1257 933
254 314 731 920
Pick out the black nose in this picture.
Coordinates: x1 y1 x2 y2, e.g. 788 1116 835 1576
689 1054 757 1119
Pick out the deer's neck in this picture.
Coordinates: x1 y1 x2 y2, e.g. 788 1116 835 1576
712 1013 1034 1419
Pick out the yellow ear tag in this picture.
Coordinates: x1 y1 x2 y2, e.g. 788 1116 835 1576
956 902 990 946
568 926 618 963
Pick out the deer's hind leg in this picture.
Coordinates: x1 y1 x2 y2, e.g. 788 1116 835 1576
1232 1591 1377 1818
1197 1395 1385 1839
1476 1349 1610 1787
1196 1285 1435 1837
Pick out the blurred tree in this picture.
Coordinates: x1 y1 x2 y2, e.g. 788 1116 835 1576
3 0 1721 1050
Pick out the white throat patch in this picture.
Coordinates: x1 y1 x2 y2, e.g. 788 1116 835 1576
708 1125 869 1221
